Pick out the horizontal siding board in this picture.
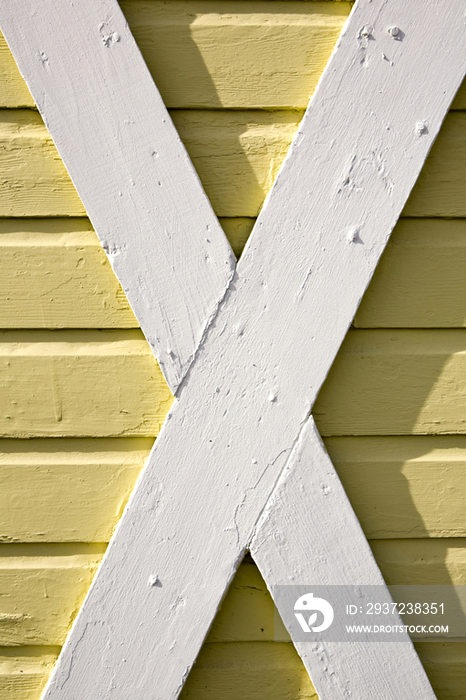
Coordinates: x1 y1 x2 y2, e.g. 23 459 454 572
179 642 318 700
0 330 172 437
354 218 466 329
0 109 301 218
170 109 302 216
314 329 466 435
0 220 137 329
0 33 34 108
451 76 466 110
415 643 466 700
0 649 58 700
0 218 254 330
1 2 351 110
120 0 350 109
370 539 466 586
5 109 466 220
0 545 105 646
0 111 85 217
324 436 466 538
0 439 152 542
404 112 466 217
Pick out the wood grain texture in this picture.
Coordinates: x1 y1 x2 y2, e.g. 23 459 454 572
0 2 236 393
0 649 59 700
38 1 466 695
354 218 466 329
120 0 350 109
370 539 466 586
0 217 256 330
251 418 435 700
0 330 172 438
0 109 298 219
5 107 466 222
415 643 466 700
314 329 466 436
404 112 466 217
0 2 350 111
325 436 466 538
0 111 85 217
0 33 34 108
0 545 105 646
179 643 318 700
0 220 138 329
0 439 153 542
170 109 302 216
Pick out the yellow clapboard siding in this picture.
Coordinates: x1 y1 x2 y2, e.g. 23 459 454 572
207 557 289 644
0 330 172 438
370 539 466 586
7 108 466 221
0 649 59 700
451 75 466 110
404 112 466 217
0 218 255 331
219 218 255 258
415 643 466 700
0 545 105 646
0 34 35 109
0 111 85 217
325 436 466 538
180 642 318 700
0 220 138 329
0 3 351 111
0 109 301 218
119 0 350 109
354 218 466 329
170 109 302 216
0 439 153 542
314 329 466 436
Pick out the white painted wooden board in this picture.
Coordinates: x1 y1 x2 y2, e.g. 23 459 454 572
35 2 466 698
250 418 435 699
0 0 235 393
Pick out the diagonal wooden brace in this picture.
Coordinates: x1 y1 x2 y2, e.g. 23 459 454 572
1 0 465 698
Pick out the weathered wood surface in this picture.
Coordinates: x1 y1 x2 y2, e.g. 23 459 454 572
0 545 105 646
314 329 466 436
0 218 254 332
179 643 318 700
370 538 466 586
251 418 434 699
36 1 466 696
0 112 85 217
0 439 152 542
4 109 466 220
120 0 350 109
0 110 301 218
5 9 466 115
6 435 466 542
0 330 172 438
0 221 137 329
404 112 466 217
0 6 236 395
415 643 466 700
0 650 58 700
326 436 466 538
3 217 466 329
0 1 351 110
355 218 466 329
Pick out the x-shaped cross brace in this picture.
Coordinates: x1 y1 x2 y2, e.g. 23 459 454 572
2 0 466 697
